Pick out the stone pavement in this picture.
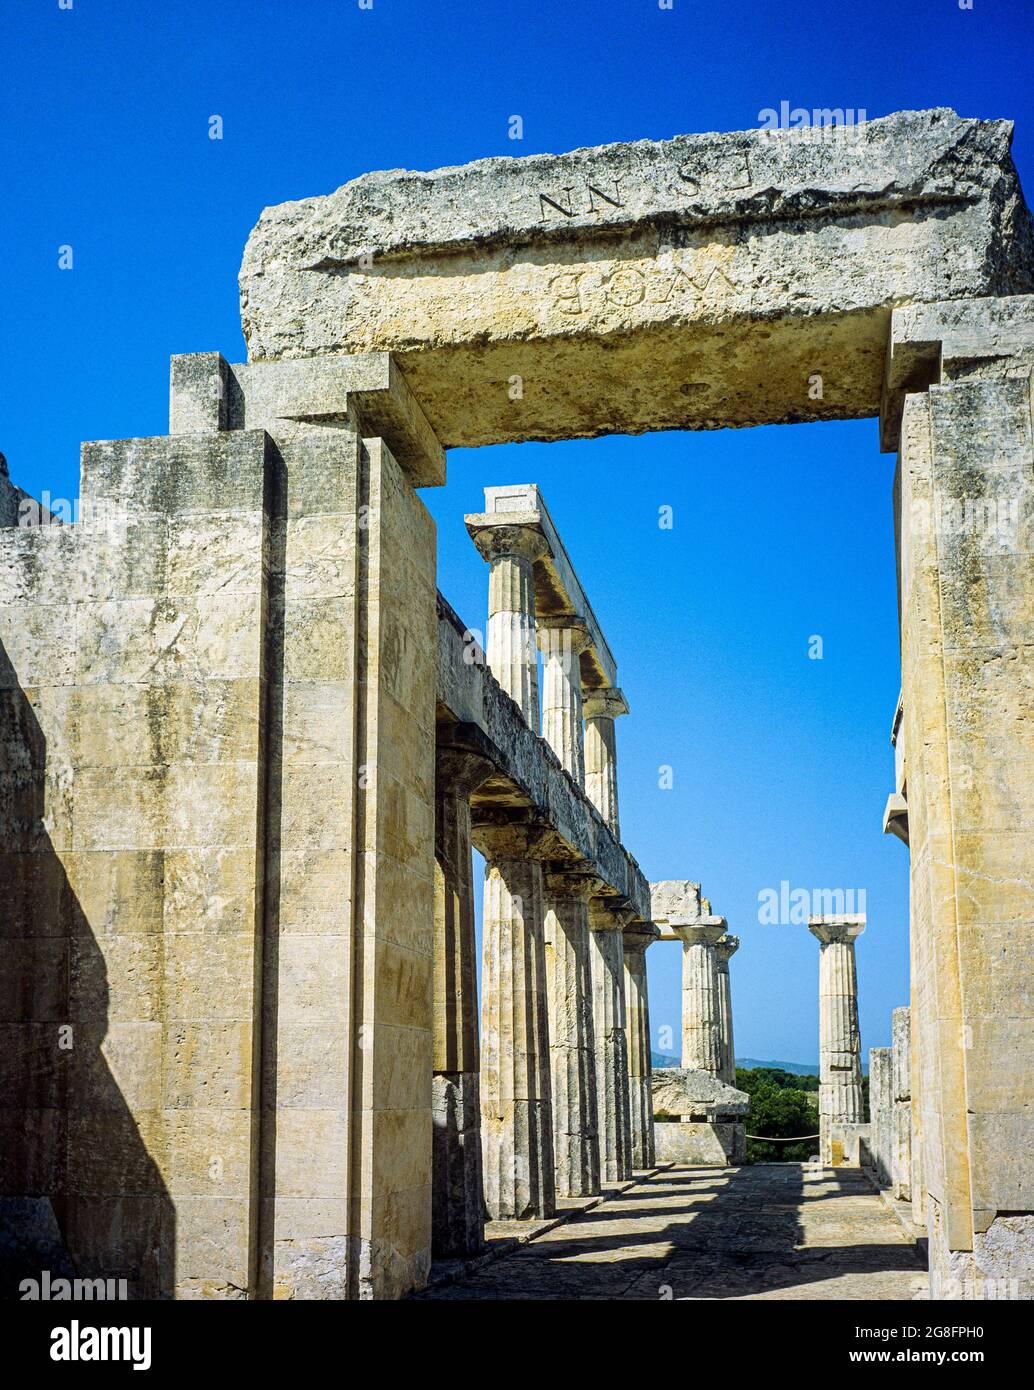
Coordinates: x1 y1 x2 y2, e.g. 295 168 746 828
417 1164 929 1300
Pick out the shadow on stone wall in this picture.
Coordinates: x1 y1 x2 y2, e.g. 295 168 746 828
0 642 173 1299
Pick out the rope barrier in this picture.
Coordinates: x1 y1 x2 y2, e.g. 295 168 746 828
744 1133 820 1142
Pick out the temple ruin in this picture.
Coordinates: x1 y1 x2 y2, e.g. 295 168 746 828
1 107 1032 1300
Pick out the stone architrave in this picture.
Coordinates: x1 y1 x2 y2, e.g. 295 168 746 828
473 816 555 1221
715 934 739 1084
582 688 628 838
432 744 494 1258
589 898 635 1183
674 921 727 1077
543 868 602 1199
809 917 865 1165
623 921 660 1169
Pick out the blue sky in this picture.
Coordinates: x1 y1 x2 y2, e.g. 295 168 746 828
3 0 1032 1062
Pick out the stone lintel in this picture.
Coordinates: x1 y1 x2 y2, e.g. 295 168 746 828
240 111 1033 448
809 915 866 944
169 349 446 487
880 293 1034 452
466 483 618 692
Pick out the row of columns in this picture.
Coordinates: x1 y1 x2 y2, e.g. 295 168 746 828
432 758 662 1255
481 525 628 835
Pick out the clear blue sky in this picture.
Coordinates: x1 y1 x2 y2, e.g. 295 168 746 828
3 0 1032 1063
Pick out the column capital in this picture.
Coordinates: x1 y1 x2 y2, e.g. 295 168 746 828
582 686 629 721
469 522 549 565
435 745 497 802
715 933 740 965
808 915 865 945
537 615 592 655
543 866 604 901
672 917 727 947
471 812 564 863
622 920 660 956
589 896 637 933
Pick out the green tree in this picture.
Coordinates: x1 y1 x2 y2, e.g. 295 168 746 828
735 1068 819 1163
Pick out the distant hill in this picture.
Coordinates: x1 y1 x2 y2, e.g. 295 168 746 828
736 1058 819 1076
651 1053 821 1077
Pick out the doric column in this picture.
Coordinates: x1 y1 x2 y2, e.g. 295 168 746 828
715 934 739 1084
808 916 865 1165
480 525 548 727
474 816 555 1220
538 618 590 782
432 744 494 1258
673 920 727 1076
582 687 629 837
589 898 635 1183
623 921 660 1169
869 1046 894 1187
543 868 601 1198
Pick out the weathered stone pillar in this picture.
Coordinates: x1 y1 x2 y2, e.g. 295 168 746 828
715 934 739 1084
892 1006 912 1203
478 525 548 727
538 619 589 782
432 745 494 1258
589 899 634 1183
623 921 660 1170
543 869 601 1198
474 817 555 1220
582 687 628 836
868 1047 894 1188
808 916 865 1164
674 921 727 1076
885 296 1034 1297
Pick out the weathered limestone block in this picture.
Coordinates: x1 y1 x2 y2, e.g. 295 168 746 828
892 1006 912 1203
240 111 1033 448
888 294 1034 1299
0 428 275 1300
652 1068 748 1168
544 869 601 1198
867 1047 894 1189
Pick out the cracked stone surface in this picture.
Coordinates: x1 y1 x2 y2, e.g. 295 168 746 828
416 1164 928 1300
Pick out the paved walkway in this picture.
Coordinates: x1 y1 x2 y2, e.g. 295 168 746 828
419 1164 928 1300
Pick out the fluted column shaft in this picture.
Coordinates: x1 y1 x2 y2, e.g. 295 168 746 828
623 923 659 1169
544 870 601 1197
715 934 739 1085
476 820 555 1219
675 922 726 1075
582 688 628 837
809 917 865 1164
484 527 548 728
589 900 634 1182
538 620 589 783
432 747 494 1256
